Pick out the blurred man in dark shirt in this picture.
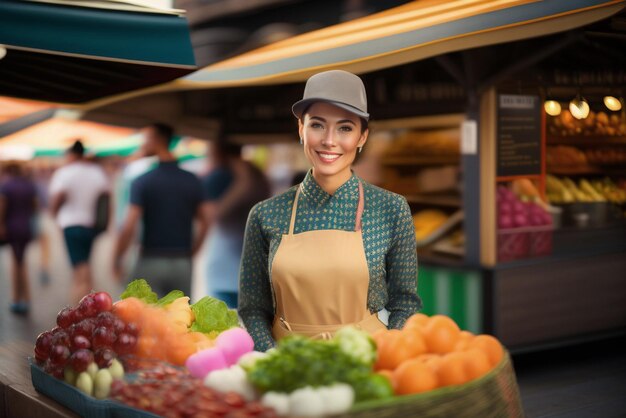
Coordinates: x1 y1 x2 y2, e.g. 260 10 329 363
113 123 209 297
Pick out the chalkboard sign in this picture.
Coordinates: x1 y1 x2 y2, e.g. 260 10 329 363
497 94 542 177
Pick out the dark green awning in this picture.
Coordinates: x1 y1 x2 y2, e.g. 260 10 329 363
0 0 196 104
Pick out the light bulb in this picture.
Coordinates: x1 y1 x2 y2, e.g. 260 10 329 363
569 97 589 119
544 100 562 116
603 96 622 111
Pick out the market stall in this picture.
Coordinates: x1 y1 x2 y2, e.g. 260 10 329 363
78 0 626 349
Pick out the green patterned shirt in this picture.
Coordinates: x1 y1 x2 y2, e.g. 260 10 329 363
239 170 421 351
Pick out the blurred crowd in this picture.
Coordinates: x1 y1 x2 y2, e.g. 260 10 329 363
0 123 275 315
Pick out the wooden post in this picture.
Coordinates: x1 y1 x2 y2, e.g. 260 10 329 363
480 88 497 266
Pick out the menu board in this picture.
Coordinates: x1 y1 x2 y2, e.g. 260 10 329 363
497 94 542 177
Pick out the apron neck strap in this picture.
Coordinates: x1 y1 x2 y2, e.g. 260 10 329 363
289 186 302 235
355 181 364 232
288 180 365 235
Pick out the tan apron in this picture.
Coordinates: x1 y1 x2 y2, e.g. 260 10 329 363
271 181 386 341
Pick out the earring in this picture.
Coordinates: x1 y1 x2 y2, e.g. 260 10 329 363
358 146 363 153
300 137 303 144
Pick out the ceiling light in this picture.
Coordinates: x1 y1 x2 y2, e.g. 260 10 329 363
0 45 7 61
544 100 562 116
603 96 622 112
569 95 589 120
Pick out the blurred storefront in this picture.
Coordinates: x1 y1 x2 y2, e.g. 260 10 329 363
80 0 626 351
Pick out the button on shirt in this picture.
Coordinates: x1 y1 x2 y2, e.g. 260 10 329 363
238 170 421 351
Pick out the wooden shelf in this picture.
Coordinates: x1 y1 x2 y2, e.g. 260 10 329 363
548 164 626 176
547 136 626 147
405 194 462 207
381 155 460 166
548 165 602 175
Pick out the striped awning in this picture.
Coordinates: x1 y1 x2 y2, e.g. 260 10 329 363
0 0 196 104
80 0 626 111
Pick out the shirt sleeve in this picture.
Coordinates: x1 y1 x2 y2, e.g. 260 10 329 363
48 170 66 196
385 196 422 328
238 204 275 351
129 177 145 208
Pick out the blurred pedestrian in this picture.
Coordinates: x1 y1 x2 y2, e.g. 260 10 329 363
0 162 38 315
113 123 209 297
203 140 271 308
49 140 110 304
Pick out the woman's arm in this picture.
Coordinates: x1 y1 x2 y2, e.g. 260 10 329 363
238 204 276 351
385 197 422 328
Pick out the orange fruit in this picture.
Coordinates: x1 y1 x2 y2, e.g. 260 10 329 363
415 353 442 374
464 348 491 380
454 330 475 351
393 359 439 395
468 335 504 367
422 315 461 354
403 313 430 331
375 329 424 371
438 352 469 387
372 329 387 349
402 329 428 356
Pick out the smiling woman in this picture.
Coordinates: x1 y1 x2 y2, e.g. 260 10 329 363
238 70 422 351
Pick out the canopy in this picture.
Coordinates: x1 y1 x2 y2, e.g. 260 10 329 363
0 0 196 104
0 118 135 159
80 0 626 111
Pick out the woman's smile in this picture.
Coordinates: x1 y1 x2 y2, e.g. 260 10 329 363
316 151 343 164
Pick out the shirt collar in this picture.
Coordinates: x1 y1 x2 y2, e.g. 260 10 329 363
158 160 179 168
300 169 360 205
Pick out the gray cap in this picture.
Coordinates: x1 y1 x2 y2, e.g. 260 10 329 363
292 70 369 120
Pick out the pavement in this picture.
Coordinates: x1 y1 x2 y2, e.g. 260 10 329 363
1 215 625 417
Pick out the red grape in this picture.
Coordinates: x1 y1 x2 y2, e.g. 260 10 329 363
50 331 70 348
43 360 64 379
71 335 91 351
124 322 140 337
112 318 126 334
94 348 116 368
77 293 98 318
93 292 113 312
56 307 77 329
92 326 116 349
69 349 94 372
35 331 54 358
114 333 137 355
96 312 116 328
49 345 70 367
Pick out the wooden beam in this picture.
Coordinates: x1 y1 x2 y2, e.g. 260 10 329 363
480 87 497 267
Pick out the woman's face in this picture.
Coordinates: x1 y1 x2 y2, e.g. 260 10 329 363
299 102 368 180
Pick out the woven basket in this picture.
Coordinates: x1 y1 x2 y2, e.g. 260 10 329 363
335 352 524 418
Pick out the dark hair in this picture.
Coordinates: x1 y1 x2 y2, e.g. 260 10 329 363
300 103 368 133
148 123 174 146
68 140 85 157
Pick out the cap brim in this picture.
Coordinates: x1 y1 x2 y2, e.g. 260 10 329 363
292 98 369 120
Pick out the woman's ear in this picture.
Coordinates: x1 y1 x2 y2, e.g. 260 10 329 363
298 119 304 142
358 128 369 148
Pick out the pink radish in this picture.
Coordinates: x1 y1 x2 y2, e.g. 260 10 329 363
215 328 255 366
185 347 228 379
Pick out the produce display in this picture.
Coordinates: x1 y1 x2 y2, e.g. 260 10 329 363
412 209 449 241
110 364 277 418
497 186 552 229
31 282 518 418
373 314 503 395
546 145 587 166
547 109 626 137
546 175 626 204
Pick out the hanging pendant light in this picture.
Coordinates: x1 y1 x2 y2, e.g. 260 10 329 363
603 96 622 112
544 100 562 116
0 45 7 61
569 94 590 120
